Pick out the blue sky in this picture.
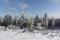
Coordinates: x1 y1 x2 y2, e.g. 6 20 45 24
0 0 60 18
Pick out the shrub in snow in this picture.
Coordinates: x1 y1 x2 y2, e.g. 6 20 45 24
7 25 19 30
35 23 47 31
7 25 13 29
36 23 43 31
22 24 34 32
0 26 6 31
27 24 34 32
23 28 29 32
28 27 34 32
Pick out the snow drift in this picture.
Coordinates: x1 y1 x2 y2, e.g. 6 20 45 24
0 30 60 40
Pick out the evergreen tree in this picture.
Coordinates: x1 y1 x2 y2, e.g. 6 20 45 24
34 14 40 27
51 17 55 27
44 13 48 28
13 15 19 26
3 14 12 28
0 17 3 26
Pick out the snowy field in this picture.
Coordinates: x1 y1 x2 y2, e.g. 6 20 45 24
0 30 60 40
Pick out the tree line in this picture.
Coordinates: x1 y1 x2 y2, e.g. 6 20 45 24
0 13 59 31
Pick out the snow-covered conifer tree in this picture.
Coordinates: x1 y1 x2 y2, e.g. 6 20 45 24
3 14 12 28
44 13 48 28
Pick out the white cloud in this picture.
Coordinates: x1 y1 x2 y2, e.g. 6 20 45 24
19 3 29 10
8 8 17 11
8 8 17 15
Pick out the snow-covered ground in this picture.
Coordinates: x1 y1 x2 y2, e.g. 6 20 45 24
0 30 60 40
